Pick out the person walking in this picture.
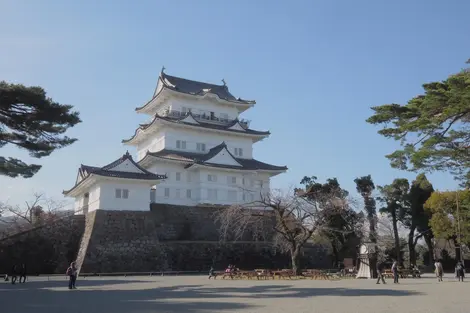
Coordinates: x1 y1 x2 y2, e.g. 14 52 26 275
10 264 18 285
376 262 386 284
66 262 78 290
208 266 215 279
435 260 443 282
455 261 465 282
391 260 399 284
19 264 27 283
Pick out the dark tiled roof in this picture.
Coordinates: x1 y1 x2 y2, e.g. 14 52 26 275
63 152 166 195
135 71 255 111
160 112 269 135
142 142 288 172
122 112 270 144
160 72 255 105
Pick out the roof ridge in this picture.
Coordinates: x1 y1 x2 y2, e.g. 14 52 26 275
162 71 226 89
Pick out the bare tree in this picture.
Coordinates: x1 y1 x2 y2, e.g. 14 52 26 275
0 193 70 238
216 188 352 275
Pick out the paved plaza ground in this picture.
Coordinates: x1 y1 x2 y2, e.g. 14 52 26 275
0 274 468 313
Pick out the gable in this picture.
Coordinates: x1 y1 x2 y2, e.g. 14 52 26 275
154 78 164 97
204 148 243 167
107 159 146 173
75 170 84 184
227 121 246 132
180 114 200 125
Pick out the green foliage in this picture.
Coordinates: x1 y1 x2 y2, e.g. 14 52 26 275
378 178 410 217
399 174 434 265
300 176 349 199
406 174 434 235
354 175 378 243
424 190 470 245
366 60 470 186
299 176 363 265
0 82 81 178
377 178 410 264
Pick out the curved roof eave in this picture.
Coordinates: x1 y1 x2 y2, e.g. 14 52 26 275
122 114 270 144
135 85 255 113
141 144 288 173
63 173 95 197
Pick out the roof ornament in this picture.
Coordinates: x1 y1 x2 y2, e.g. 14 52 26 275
161 66 166 73
221 78 226 86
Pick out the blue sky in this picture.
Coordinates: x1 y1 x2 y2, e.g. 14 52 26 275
1 0 468 207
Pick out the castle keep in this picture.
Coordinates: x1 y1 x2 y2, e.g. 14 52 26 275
64 69 287 211
41 72 326 274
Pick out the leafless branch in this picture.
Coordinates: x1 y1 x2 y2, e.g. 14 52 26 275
0 193 76 239
215 186 358 273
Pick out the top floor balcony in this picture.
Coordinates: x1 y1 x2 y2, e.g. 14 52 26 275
160 109 251 128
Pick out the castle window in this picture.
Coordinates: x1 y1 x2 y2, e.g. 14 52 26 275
115 188 129 199
186 189 192 199
196 143 206 152
227 176 236 185
234 148 243 157
208 174 217 182
175 172 181 181
176 140 186 149
164 188 170 198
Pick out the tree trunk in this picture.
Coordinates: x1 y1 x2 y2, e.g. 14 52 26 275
331 242 339 268
290 247 301 276
391 211 401 265
368 218 378 277
367 199 377 245
453 237 462 262
408 225 417 266
370 256 378 279
424 234 434 265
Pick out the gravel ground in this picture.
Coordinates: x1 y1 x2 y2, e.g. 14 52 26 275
0 274 468 313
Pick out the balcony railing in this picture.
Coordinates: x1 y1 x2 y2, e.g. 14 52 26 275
161 110 251 128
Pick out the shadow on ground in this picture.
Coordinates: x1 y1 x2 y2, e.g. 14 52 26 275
0 280 424 313
0 279 147 289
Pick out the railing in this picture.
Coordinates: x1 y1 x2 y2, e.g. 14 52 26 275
161 110 251 128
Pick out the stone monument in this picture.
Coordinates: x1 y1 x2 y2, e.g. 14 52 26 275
356 242 375 279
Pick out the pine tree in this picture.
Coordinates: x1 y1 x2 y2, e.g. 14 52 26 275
0 82 81 178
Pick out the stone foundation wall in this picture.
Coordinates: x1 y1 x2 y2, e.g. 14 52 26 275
0 215 85 274
76 205 331 273
0 204 332 274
